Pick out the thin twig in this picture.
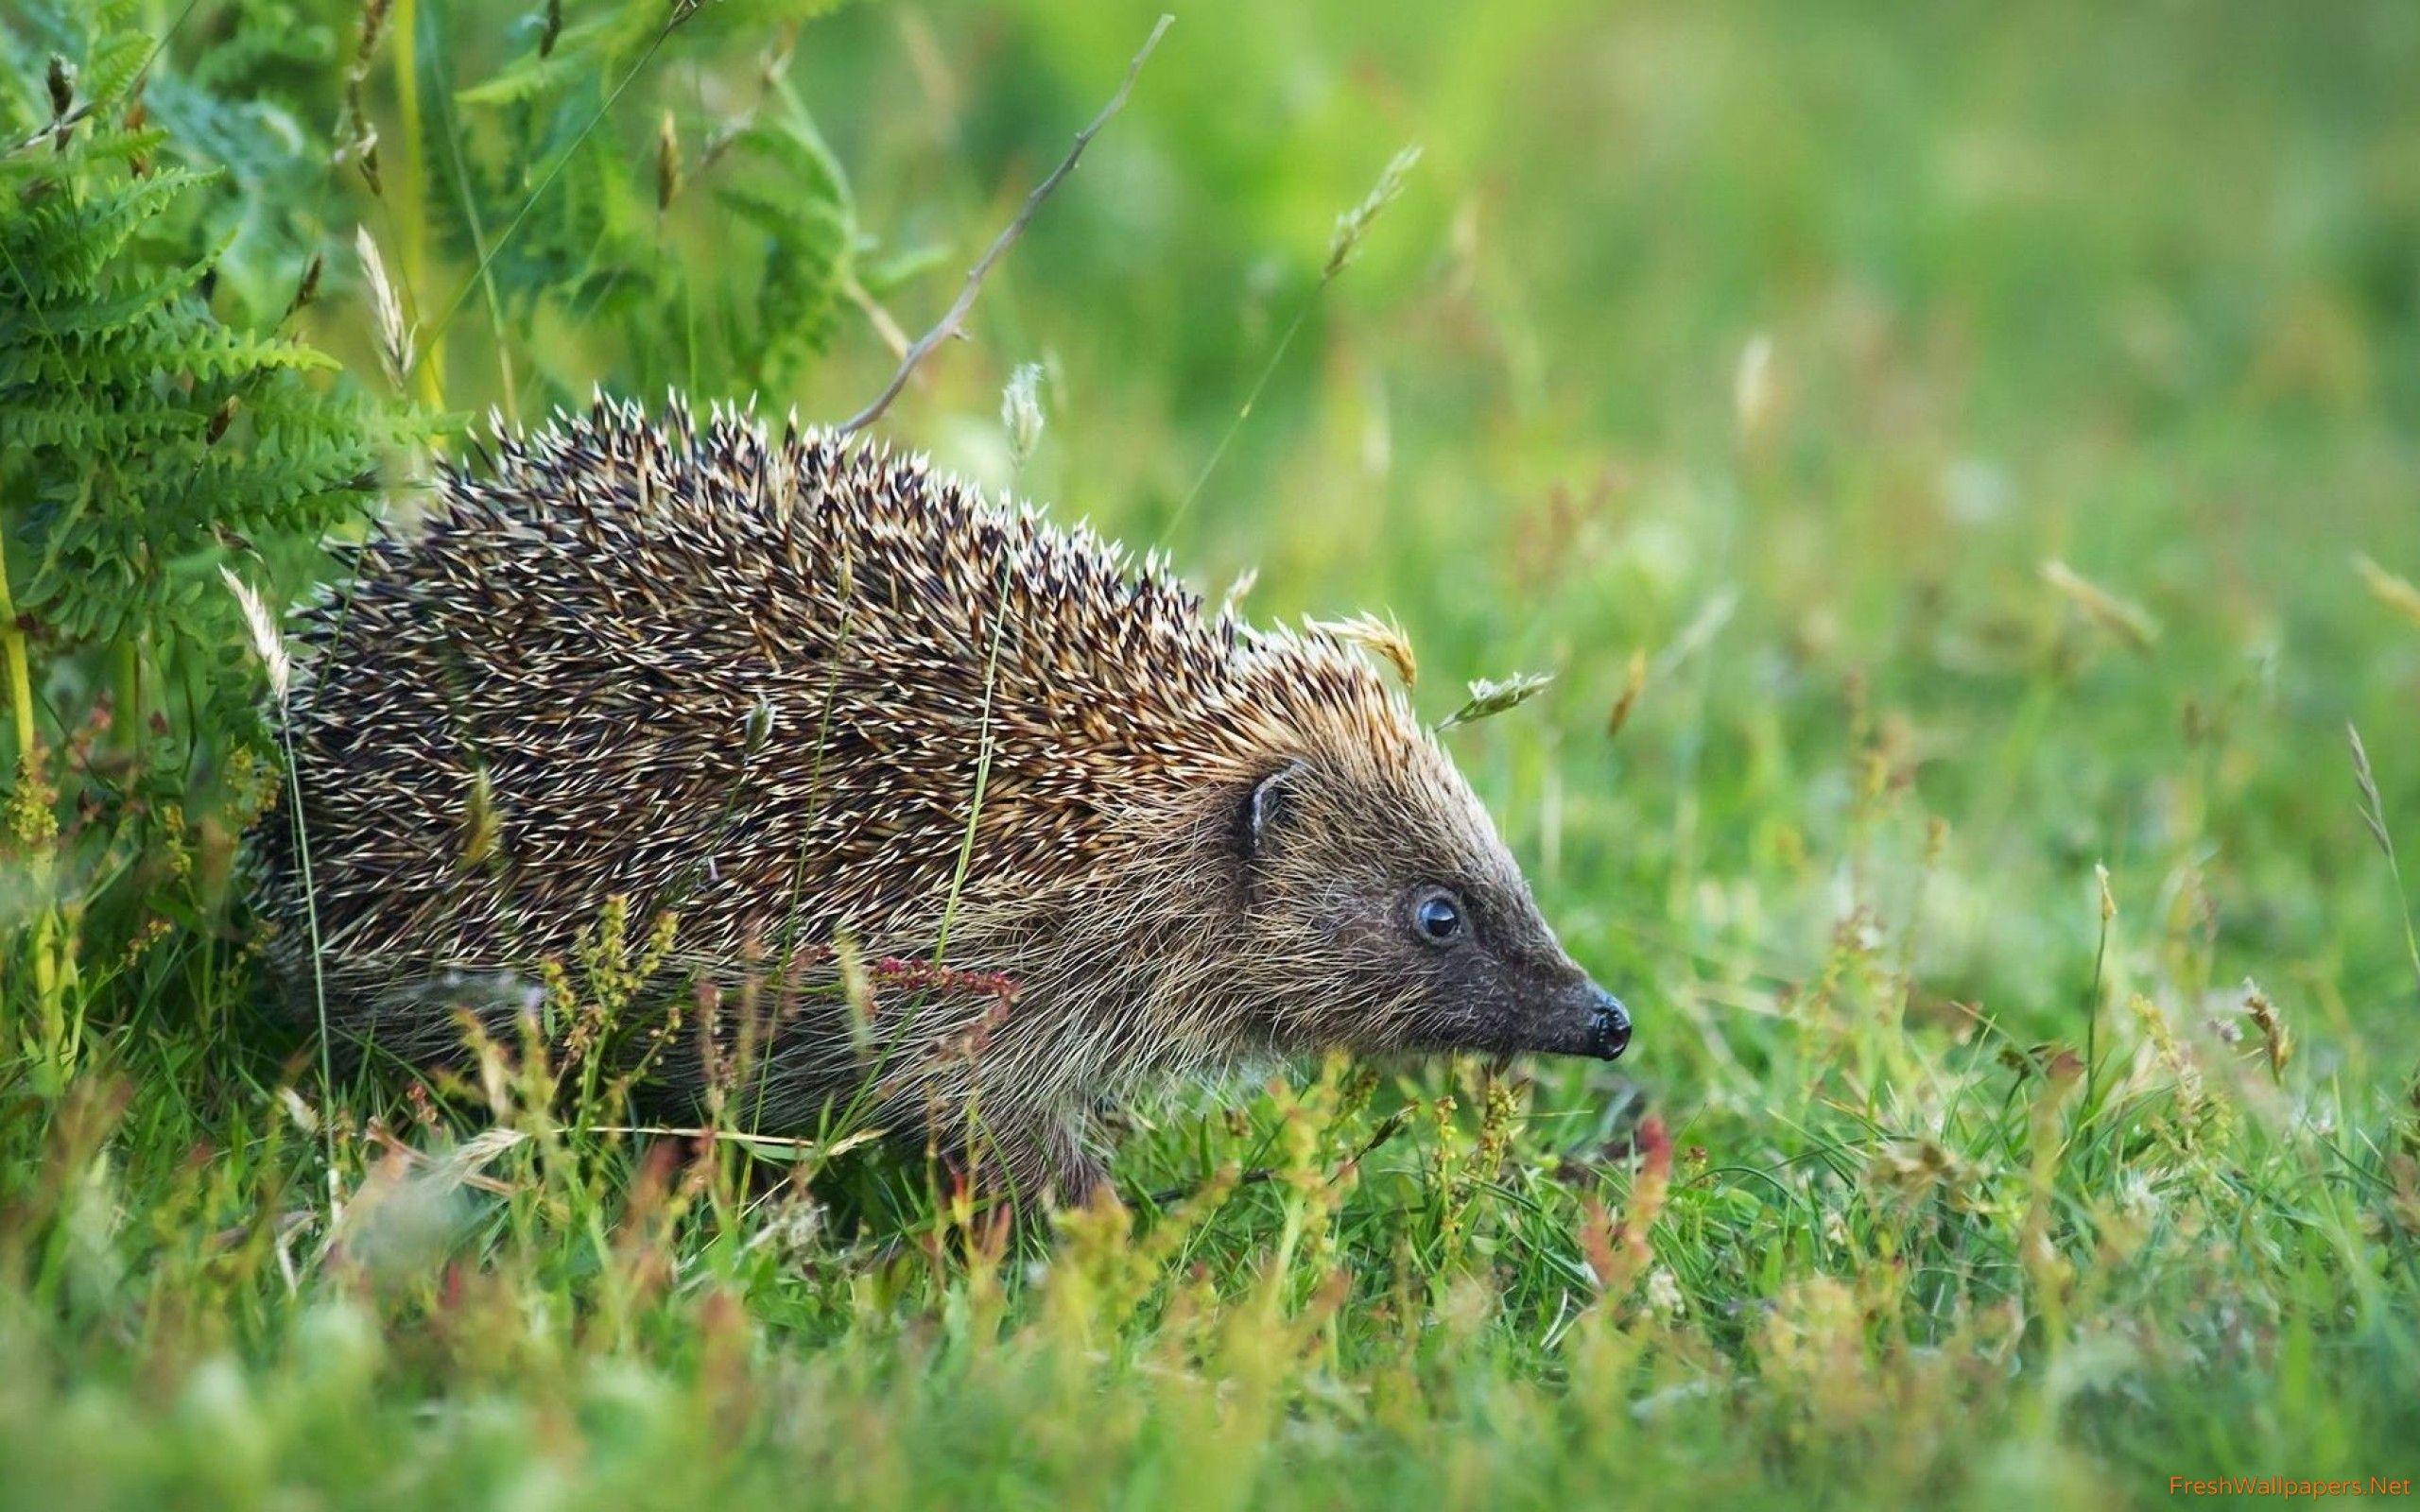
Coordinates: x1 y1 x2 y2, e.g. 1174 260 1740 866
837 13 1171 437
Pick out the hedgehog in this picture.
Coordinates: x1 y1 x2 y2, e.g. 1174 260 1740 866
257 395 1632 1206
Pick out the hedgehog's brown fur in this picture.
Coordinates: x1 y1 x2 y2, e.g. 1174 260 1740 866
260 396 1629 1205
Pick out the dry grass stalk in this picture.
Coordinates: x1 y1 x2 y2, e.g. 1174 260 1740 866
1310 611 1417 688
1606 648 1648 741
355 227 415 388
2354 554 2420 629
2043 558 2159 651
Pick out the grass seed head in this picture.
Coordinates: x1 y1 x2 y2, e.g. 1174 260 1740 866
2043 558 2159 652
1309 611 1417 688
354 227 414 389
2354 553 2420 629
1001 363 1046 473
1323 145 1421 280
218 568 292 706
1606 648 1647 741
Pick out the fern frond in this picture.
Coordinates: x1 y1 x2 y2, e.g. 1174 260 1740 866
0 401 203 449
3 166 219 298
0 257 212 341
0 9 410 747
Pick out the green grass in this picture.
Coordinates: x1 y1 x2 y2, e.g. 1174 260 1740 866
7 0 2420 1506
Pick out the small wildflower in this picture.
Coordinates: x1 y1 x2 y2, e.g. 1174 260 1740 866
157 802 193 882
4 746 59 852
1643 1265 1686 1321
2131 993 2210 1130
1870 1137 1986 1214
2118 1170 2159 1222
1473 1074 1519 1177
745 1193 825 1265
119 915 172 968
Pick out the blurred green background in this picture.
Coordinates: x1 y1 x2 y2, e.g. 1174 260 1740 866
621 0 2420 1049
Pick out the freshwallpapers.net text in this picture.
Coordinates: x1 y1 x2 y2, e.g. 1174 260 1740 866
2169 1478 2413 1500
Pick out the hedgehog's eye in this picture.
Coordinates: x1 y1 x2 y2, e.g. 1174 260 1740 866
1409 886 1467 947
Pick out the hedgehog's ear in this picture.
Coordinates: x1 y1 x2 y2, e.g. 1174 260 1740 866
1241 760 1308 862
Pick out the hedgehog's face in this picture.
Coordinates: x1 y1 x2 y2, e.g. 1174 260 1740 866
1234 753 1630 1065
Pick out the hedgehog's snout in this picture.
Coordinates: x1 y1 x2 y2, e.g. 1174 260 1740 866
1518 971 1633 1062
1585 985 1632 1061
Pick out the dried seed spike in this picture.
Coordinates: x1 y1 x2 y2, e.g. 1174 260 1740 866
1001 363 1046 474
2241 977 2291 1081
2354 553 2420 630
1309 610 1416 688
2348 721 2393 857
355 227 414 388
655 110 682 213
45 56 75 123
219 567 292 706
1606 648 1648 741
284 251 326 323
2043 558 2159 652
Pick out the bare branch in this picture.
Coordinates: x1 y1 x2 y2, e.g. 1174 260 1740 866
837 13 1173 438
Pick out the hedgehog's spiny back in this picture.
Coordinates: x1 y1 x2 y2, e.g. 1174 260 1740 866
266 398 1423 992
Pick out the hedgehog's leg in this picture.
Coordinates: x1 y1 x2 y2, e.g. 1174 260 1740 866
959 1101 1110 1219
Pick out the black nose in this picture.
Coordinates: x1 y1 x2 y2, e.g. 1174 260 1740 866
1586 987 1632 1061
